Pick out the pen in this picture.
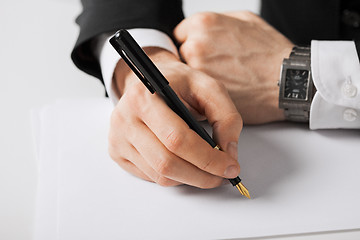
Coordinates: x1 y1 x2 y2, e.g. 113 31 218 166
110 29 250 198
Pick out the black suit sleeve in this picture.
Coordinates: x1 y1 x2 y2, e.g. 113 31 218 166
71 0 184 82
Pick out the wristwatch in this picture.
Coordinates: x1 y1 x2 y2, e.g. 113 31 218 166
278 46 315 122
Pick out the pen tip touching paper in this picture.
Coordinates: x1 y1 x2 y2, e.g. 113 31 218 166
236 183 251 199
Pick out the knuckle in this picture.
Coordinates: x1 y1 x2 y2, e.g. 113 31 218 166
204 78 226 92
163 129 185 152
115 157 128 166
123 82 154 118
245 11 260 20
154 154 173 176
108 128 120 148
180 40 206 61
155 175 174 187
110 107 122 127
108 147 118 162
107 135 117 151
199 178 223 189
186 57 203 70
242 10 255 17
215 80 226 92
124 82 146 109
200 157 214 172
107 138 124 161
192 12 218 27
225 110 241 121
231 112 243 127
238 11 255 20
240 11 263 24
198 155 214 172
108 145 126 164
109 111 130 144
225 111 243 128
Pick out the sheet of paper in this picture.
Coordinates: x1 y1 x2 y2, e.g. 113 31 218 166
34 98 360 240
32 105 59 240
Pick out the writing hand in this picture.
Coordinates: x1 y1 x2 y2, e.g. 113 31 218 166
109 47 242 188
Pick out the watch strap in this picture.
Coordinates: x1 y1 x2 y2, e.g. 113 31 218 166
290 46 311 60
283 104 310 122
280 46 313 122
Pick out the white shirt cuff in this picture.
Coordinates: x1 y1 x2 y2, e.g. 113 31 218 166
310 40 360 129
97 29 179 105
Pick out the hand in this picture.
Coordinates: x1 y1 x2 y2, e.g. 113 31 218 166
174 11 295 124
109 47 243 188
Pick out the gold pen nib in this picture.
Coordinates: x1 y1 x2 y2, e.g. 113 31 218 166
236 182 251 199
213 145 251 198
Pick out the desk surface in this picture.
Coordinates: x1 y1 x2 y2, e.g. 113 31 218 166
0 1 104 240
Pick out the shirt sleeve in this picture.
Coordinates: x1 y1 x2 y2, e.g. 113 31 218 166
96 29 179 105
310 40 360 129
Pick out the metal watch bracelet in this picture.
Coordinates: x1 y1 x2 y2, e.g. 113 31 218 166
279 46 314 122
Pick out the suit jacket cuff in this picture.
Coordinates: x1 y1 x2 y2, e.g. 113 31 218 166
71 0 183 83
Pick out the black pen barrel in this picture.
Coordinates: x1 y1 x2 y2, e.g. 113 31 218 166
161 86 242 186
160 85 217 148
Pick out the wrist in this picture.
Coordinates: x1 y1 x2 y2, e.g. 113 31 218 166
274 45 294 121
265 44 293 122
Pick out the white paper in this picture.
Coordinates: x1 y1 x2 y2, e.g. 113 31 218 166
32 105 59 240
34 98 360 240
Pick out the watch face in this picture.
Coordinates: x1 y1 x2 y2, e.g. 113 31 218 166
284 69 309 100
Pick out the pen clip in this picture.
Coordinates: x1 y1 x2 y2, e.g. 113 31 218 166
119 49 156 94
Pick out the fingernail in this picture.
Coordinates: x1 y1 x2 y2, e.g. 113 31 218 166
224 165 239 178
227 142 238 160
